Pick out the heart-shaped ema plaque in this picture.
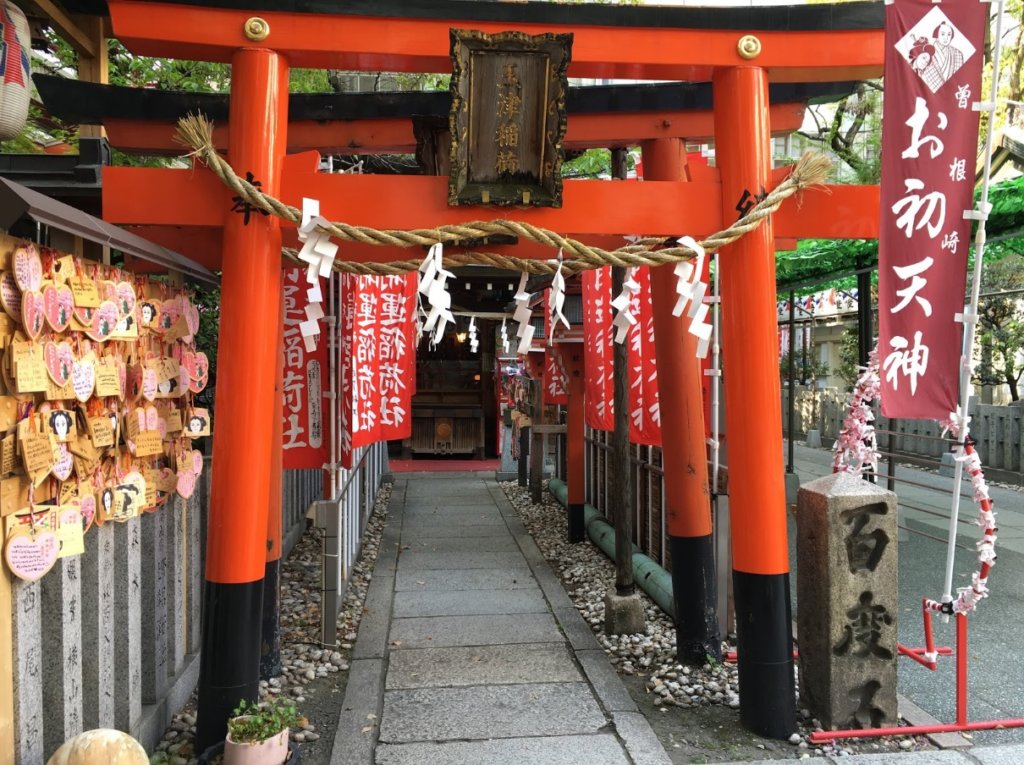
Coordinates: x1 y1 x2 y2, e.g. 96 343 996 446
12 244 42 292
86 300 119 343
44 342 74 387
42 284 73 333
5 530 59 582
21 290 45 340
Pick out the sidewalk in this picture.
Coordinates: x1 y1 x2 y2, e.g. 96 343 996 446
329 472 670 765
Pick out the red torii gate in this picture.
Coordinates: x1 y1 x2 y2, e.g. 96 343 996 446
90 0 883 748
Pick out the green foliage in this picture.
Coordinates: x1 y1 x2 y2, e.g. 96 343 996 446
976 253 1024 400
192 284 220 411
228 697 302 743
780 348 829 386
837 325 863 388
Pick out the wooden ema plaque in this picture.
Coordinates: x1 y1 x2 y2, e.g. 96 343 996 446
448 29 572 208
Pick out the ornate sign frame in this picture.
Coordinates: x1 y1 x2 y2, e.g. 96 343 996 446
448 29 572 208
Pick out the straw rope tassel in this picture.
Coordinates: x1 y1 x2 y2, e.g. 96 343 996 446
176 113 832 276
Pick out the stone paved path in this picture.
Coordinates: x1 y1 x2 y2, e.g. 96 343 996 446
330 473 671 765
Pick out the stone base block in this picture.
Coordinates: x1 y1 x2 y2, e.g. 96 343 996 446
806 429 822 448
603 592 645 636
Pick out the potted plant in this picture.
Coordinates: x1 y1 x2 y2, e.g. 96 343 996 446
222 697 303 765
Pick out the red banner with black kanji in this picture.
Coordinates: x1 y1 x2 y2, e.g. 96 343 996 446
878 0 984 418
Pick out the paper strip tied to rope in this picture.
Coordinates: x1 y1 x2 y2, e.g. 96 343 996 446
611 268 640 345
548 254 570 344
296 197 333 352
513 273 535 354
174 114 833 278
671 236 713 358
418 243 455 346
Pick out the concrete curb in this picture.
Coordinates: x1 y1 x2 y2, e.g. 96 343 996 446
329 481 406 765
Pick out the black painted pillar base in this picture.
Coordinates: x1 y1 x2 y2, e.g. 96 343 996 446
196 579 264 751
518 426 530 487
260 558 282 680
670 535 721 665
733 570 796 739
568 503 586 544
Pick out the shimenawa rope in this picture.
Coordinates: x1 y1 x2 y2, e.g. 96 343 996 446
175 113 832 276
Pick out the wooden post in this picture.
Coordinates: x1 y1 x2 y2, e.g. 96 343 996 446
610 265 635 597
261 294 284 680
530 378 544 504
713 65 795 739
564 348 586 543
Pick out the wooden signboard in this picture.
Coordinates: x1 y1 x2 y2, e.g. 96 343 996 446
448 29 572 208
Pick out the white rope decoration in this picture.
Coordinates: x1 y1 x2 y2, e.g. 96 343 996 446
500 318 510 354
468 315 479 353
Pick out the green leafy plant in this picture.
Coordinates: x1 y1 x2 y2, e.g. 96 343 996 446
227 698 303 743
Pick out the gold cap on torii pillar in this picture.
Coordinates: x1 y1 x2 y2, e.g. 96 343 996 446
737 34 762 60
244 17 270 41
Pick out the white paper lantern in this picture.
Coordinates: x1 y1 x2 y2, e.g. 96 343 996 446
0 1 32 140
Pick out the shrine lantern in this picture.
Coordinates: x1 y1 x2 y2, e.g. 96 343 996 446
0 1 31 140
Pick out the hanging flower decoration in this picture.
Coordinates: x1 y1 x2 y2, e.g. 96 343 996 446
834 346 995 617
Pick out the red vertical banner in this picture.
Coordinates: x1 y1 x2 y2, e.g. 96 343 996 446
340 274 381 467
377 273 417 440
582 266 614 430
282 267 328 470
878 0 985 418
628 267 661 446
341 274 417 467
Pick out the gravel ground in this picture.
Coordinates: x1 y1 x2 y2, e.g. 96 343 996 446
149 482 393 765
499 479 935 762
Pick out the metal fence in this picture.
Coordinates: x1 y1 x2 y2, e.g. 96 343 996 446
8 461 331 765
314 441 389 648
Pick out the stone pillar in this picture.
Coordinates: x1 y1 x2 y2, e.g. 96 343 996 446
188 489 204 655
81 523 117 729
13 579 44 765
797 472 898 729
168 498 186 676
42 557 84 756
114 518 142 732
141 511 169 702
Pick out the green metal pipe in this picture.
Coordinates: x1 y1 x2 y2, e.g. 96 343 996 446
547 479 675 618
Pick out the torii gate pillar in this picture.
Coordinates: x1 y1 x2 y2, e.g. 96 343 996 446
644 138 721 666
196 48 289 750
712 66 796 738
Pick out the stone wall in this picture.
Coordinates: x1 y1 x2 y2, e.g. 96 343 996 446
10 462 323 764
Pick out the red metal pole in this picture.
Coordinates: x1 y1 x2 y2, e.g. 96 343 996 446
956 614 968 726
712 64 794 739
565 348 586 543
643 137 720 665
196 47 288 750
